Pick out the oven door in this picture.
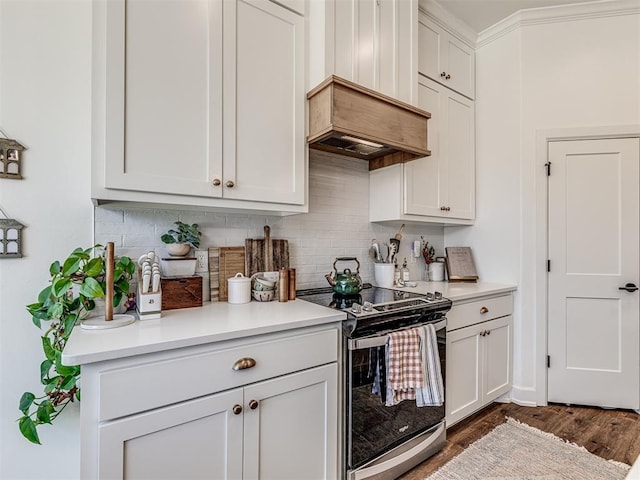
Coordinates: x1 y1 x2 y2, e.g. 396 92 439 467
346 318 446 473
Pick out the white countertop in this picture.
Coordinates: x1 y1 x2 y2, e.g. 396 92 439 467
62 281 515 367
62 299 345 366
392 280 517 302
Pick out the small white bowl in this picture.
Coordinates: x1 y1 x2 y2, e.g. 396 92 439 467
252 289 275 302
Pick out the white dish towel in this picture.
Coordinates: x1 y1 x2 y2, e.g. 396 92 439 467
416 323 444 407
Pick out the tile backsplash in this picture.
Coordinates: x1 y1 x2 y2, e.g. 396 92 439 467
94 151 444 292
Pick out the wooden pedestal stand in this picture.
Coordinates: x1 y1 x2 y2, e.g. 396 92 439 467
81 242 136 330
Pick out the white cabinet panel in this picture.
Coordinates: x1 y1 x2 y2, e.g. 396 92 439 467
224 0 305 204
244 364 338 480
312 0 417 104
369 75 475 224
418 13 474 99
98 390 244 480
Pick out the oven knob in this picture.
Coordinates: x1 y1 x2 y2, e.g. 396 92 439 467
426 292 435 301
434 291 442 300
351 303 362 314
362 301 373 312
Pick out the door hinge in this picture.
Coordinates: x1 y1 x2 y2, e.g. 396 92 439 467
545 162 552 176
547 355 551 368
547 259 551 272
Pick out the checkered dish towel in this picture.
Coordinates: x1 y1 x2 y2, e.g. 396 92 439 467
385 328 424 406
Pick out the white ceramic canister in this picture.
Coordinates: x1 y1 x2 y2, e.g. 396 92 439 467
227 273 251 304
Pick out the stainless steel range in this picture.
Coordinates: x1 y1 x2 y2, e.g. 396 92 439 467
296 284 452 480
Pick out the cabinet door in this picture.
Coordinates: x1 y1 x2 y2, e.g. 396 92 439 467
223 0 305 205
444 86 475 220
98 389 243 480
418 14 474 99
243 364 338 480
446 322 483 426
104 0 223 198
483 315 513 402
405 76 474 220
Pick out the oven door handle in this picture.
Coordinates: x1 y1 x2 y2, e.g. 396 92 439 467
348 318 446 350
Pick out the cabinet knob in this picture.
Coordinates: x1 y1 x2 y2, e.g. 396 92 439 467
480 306 489 314
486 330 491 335
445 74 451 80
232 357 256 371
440 71 447 77
440 206 446 211
232 404 243 415
226 180 235 188
212 178 221 186
249 399 259 410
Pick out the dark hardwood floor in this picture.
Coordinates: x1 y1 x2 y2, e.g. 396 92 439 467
399 402 640 479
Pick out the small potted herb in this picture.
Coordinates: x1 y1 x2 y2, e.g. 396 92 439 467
161 221 201 256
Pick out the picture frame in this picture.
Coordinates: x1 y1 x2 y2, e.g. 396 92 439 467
445 247 478 282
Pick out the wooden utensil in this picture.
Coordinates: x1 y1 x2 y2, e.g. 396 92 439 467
394 224 405 241
264 225 273 272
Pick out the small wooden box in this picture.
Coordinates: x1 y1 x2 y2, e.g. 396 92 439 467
161 275 203 310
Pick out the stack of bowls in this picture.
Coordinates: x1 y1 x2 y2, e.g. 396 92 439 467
252 275 276 302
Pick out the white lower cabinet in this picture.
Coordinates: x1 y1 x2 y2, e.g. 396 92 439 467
446 295 513 426
81 327 339 479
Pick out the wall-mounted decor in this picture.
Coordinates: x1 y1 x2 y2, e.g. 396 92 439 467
0 207 24 258
0 134 25 180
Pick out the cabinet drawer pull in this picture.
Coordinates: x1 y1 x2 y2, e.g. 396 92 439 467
480 306 489 314
249 399 259 410
232 404 243 415
232 357 256 371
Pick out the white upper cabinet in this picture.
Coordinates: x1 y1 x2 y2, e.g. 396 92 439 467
418 13 475 99
369 75 475 224
92 0 306 213
310 0 417 104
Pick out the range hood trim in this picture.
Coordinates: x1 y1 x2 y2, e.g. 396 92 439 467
307 76 431 170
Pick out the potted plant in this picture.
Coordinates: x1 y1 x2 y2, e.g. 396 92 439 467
17 245 135 445
160 221 201 256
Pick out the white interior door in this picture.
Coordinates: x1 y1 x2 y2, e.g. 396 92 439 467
547 137 640 409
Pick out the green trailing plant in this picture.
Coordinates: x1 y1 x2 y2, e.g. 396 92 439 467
18 245 135 445
160 221 201 248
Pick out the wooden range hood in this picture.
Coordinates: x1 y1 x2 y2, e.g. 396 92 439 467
307 76 431 171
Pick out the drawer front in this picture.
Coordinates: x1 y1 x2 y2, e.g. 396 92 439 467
447 294 513 331
98 328 338 421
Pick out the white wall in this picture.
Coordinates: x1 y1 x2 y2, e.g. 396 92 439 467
0 4 444 478
447 7 640 405
0 1 92 478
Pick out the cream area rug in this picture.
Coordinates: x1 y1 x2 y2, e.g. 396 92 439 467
426 417 630 480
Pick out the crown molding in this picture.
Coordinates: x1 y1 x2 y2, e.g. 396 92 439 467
418 0 478 47
477 0 640 48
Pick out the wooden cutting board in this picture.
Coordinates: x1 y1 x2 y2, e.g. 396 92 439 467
244 238 289 277
209 246 246 301
218 246 245 301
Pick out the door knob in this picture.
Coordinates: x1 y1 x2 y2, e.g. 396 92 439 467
619 283 639 292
